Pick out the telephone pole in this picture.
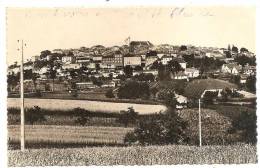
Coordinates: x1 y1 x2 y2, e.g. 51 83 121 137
198 98 202 147
19 39 25 151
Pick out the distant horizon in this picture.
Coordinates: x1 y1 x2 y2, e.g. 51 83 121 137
7 7 256 65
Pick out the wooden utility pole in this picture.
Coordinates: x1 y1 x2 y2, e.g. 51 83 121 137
198 98 202 147
19 39 25 151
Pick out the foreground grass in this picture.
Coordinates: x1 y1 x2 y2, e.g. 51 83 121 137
8 144 257 166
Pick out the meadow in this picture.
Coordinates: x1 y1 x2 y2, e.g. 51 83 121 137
7 98 167 114
8 144 257 166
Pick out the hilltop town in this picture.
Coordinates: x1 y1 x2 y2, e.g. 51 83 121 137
7 41 256 108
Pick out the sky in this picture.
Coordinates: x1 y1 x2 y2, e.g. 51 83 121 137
6 6 256 65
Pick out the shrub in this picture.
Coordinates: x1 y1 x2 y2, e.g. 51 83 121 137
124 109 188 145
202 91 218 105
35 89 42 97
246 75 256 93
117 107 138 127
74 108 90 126
25 106 46 124
72 90 78 98
105 89 115 98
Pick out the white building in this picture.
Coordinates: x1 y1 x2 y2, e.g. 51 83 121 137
62 63 82 70
221 63 242 75
123 55 142 67
161 55 173 65
185 68 200 78
31 55 40 62
62 55 75 64
145 56 158 66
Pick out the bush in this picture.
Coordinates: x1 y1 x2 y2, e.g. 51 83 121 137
117 107 138 127
246 75 256 93
35 89 42 97
74 108 90 126
105 89 115 98
71 90 78 98
202 91 218 105
25 106 46 124
124 109 188 145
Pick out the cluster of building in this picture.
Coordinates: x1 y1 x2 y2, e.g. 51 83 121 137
7 41 256 91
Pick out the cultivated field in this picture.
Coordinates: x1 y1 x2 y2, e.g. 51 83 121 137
8 125 134 146
8 144 257 166
7 98 167 114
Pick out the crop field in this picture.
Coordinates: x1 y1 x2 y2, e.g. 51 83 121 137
8 144 257 166
8 125 134 147
7 98 167 114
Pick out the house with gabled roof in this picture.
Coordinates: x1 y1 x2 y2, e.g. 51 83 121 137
221 63 242 75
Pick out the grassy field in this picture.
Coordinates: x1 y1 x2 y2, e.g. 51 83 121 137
8 125 134 148
8 144 257 166
7 98 166 114
179 105 256 145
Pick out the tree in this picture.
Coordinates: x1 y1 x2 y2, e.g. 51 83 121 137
95 63 100 72
123 65 133 78
91 77 103 87
183 54 195 67
49 65 57 92
202 91 218 105
231 110 257 144
240 47 248 53
31 73 38 92
25 106 46 124
134 65 143 71
117 81 150 99
235 55 253 67
118 107 138 127
224 50 232 58
40 50 51 59
105 89 115 98
124 110 188 145
227 44 231 51
150 60 160 70
229 75 241 86
246 75 256 93
232 45 238 53
74 108 90 126
167 60 183 75
180 45 187 51
7 73 19 92
220 87 232 102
